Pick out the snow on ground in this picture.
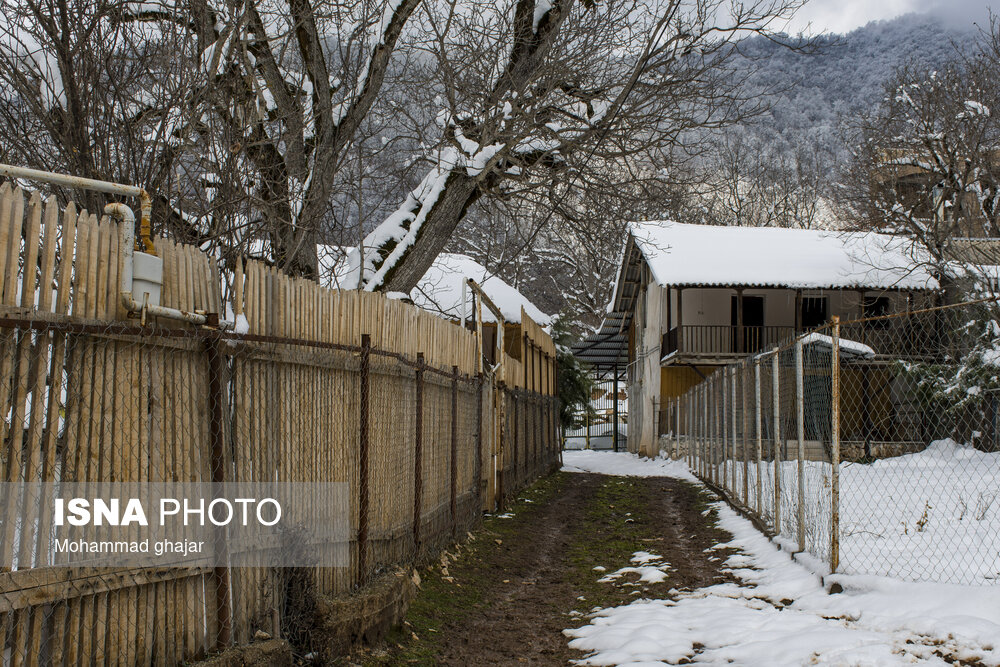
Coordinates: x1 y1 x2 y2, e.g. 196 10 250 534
598 552 672 585
838 439 1000 584
729 438 1000 584
562 450 696 480
562 450 1000 666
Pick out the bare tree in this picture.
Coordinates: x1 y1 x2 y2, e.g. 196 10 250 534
688 132 829 228
352 0 808 292
448 153 692 331
0 0 193 214
0 0 424 278
839 21 1000 286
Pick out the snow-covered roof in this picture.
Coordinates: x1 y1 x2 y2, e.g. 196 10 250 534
626 221 938 291
410 253 551 325
319 246 550 325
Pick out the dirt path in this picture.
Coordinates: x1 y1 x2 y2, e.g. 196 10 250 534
343 471 735 666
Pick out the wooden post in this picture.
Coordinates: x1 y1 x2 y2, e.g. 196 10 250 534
206 334 232 650
719 367 729 488
795 289 802 333
736 288 744 354
676 288 684 354
731 367 737 496
742 363 749 505
475 373 484 509
675 395 681 459
772 346 781 534
754 359 763 515
451 365 458 537
699 382 711 478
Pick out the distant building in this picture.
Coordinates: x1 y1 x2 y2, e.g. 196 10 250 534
596 221 940 456
320 247 552 369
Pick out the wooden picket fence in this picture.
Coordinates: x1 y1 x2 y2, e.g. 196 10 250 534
0 182 560 665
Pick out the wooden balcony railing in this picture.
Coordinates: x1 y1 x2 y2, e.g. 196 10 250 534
661 325 795 359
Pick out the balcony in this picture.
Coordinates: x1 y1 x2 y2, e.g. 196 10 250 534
661 325 795 364
660 318 952 366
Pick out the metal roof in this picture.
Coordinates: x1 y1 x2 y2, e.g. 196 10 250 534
571 311 630 370
624 221 938 292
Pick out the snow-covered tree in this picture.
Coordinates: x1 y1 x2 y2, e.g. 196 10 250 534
351 0 808 292
840 21 1000 286
0 0 423 278
0 0 194 214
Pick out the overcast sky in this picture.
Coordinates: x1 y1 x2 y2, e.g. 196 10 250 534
780 0 995 35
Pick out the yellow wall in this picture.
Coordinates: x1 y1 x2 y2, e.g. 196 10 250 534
660 366 717 399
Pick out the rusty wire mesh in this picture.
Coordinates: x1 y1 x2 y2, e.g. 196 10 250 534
0 180 563 665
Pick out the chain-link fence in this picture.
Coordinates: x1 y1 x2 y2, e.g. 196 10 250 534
664 300 1000 585
0 182 562 664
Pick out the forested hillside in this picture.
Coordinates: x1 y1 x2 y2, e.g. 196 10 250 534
738 14 976 160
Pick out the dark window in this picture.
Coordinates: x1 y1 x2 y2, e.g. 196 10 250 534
863 296 891 326
800 297 827 330
731 296 765 352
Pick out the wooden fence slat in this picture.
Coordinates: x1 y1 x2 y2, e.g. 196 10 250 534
0 179 558 665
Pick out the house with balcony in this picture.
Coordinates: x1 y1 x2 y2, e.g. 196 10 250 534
604 221 940 456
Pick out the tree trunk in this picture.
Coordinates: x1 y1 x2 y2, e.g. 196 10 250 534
379 171 480 292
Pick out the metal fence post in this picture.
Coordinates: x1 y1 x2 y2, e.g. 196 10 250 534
698 382 709 478
475 373 484 509
742 364 749 506
358 333 371 584
413 353 424 554
451 365 459 537
719 368 729 489
686 391 692 468
731 367 737 498
696 384 702 476
708 379 714 482
772 346 781 534
675 396 682 459
795 338 806 553
206 334 232 650
715 376 721 485
830 317 841 573
754 359 763 516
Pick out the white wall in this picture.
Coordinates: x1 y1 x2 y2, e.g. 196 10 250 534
627 279 665 457
662 287 922 330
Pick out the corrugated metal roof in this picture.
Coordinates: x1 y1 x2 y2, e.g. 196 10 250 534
571 311 630 369
628 222 939 291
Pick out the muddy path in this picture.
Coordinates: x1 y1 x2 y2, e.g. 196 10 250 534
342 470 735 666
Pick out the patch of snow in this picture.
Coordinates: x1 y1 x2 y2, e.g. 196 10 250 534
965 100 990 116
532 0 552 32
629 551 661 564
798 332 875 358
598 564 670 585
565 494 1000 666
561 450 696 481
321 246 551 325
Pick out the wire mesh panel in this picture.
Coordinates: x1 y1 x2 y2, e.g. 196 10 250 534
836 305 1000 584
800 334 835 563
677 301 1000 585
